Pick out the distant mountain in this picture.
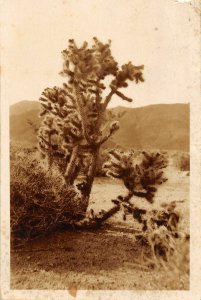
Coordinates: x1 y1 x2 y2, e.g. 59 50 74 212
110 103 189 151
10 101 189 151
10 100 40 116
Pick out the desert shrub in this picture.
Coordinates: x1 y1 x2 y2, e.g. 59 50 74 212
10 144 84 241
173 152 190 171
167 237 189 272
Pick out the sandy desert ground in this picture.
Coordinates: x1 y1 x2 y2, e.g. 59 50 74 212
11 162 189 290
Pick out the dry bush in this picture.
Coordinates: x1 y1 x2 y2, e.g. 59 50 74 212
167 237 189 273
10 144 84 241
152 237 189 289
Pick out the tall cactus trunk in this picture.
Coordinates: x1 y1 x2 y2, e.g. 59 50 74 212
63 145 99 215
81 147 100 214
64 145 79 186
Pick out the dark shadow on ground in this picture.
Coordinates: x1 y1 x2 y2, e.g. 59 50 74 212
11 227 145 274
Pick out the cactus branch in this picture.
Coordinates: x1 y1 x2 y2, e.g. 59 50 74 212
115 90 133 102
103 89 116 109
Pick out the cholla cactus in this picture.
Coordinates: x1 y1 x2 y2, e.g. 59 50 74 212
38 38 144 213
104 149 168 203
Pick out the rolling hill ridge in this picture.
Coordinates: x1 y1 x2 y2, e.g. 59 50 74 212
10 101 189 151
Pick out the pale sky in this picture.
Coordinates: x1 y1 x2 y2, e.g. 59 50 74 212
1 0 200 108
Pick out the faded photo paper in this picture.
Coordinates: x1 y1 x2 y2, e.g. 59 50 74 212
1 0 201 299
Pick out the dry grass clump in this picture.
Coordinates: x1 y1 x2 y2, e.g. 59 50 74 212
10 144 84 242
134 200 189 280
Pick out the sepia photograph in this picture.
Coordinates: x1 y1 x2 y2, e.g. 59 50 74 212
1 0 201 299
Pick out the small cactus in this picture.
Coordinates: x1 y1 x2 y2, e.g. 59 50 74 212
104 149 168 203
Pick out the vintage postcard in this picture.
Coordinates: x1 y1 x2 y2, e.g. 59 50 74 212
1 0 201 299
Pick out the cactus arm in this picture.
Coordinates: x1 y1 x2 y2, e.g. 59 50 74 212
115 90 133 102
